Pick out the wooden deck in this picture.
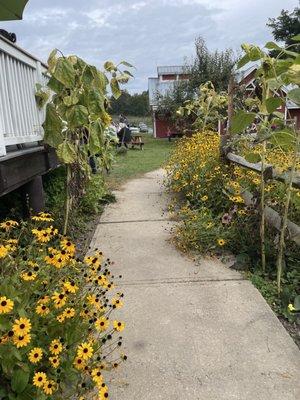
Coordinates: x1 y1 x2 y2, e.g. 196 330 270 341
0 146 58 197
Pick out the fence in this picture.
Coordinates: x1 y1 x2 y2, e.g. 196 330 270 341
220 90 300 245
0 35 48 156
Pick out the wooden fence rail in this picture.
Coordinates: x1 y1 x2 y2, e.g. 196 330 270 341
226 152 300 189
223 151 300 245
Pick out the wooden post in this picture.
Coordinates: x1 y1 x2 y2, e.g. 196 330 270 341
22 175 45 216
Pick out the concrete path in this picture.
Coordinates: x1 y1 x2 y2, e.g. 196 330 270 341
90 169 300 400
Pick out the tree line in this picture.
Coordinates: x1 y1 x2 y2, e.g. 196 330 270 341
109 90 150 117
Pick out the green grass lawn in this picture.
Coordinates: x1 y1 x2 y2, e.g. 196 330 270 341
106 134 175 189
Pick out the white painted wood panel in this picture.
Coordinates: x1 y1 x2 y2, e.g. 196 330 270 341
0 36 48 156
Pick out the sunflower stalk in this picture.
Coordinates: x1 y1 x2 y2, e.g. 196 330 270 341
259 79 270 274
260 140 267 273
63 165 72 236
276 130 299 293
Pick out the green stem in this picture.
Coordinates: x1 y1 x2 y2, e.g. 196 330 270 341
63 165 72 236
260 140 266 273
202 97 212 131
276 131 299 294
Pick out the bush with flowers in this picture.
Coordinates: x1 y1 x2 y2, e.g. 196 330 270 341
165 131 300 320
0 213 126 399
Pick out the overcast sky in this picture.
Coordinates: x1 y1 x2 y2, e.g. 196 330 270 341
1 0 299 93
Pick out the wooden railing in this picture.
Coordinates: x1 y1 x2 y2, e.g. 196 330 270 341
0 35 48 156
222 147 300 245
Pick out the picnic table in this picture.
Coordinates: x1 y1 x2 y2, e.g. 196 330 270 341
131 135 144 150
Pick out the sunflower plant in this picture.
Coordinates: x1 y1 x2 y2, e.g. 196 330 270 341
232 37 300 292
39 50 133 234
176 81 227 132
0 214 126 400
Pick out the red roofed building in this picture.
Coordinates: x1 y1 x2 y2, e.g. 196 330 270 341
236 64 300 129
148 66 189 138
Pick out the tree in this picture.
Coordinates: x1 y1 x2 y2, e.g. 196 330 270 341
109 90 150 116
153 37 235 132
155 80 193 132
267 7 300 50
188 37 236 93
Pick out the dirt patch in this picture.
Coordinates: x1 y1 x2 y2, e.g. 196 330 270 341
278 316 300 350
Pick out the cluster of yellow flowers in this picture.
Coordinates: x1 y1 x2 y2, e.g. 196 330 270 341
165 130 300 252
0 212 126 400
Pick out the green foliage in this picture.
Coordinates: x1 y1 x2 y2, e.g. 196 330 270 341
189 37 236 92
177 81 228 132
155 80 196 135
11 369 30 394
40 49 133 233
35 84 50 109
235 40 300 292
231 111 256 134
287 87 300 105
267 7 300 51
43 167 110 238
109 90 150 117
154 37 235 130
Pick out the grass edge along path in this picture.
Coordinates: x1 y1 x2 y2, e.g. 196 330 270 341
106 134 175 189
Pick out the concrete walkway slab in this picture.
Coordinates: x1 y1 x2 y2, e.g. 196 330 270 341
90 169 300 400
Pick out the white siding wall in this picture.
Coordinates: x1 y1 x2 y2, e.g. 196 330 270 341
0 36 47 156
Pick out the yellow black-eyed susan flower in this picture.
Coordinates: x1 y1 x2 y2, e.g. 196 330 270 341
32 212 53 222
63 281 78 294
20 271 37 281
0 296 14 314
13 333 31 348
77 342 94 360
73 356 86 370
43 379 56 395
63 307 75 319
91 368 103 385
111 298 123 309
98 385 109 400
0 246 8 258
37 295 50 305
56 313 65 323
0 220 18 231
60 239 76 255
12 317 31 336
49 356 60 368
28 347 43 364
33 372 47 388
49 339 63 355
113 321 125 332
52 292 67 308
95 317 109 332
36 303 50 316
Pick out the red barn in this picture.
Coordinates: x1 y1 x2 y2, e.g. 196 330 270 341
236 64 300 129
148 66 189 138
